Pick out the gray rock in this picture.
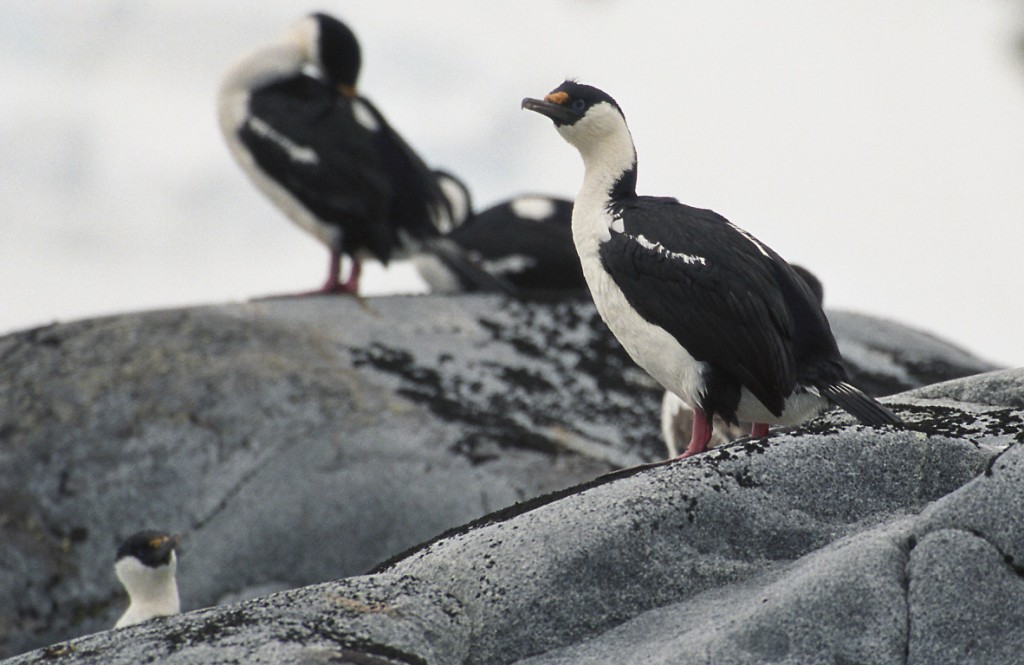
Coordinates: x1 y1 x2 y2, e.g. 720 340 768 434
829 309 999 397
904 366 1024 409
0 295 646 657
0 295 1014 661
8 573 471 665
5 369 1022 664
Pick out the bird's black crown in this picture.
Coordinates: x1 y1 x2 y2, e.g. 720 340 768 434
313 13 361 88
116 530 179 568
551 80 621 113
522 80 622 127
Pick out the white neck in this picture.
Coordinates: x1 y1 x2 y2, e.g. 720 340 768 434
217 18 317 135
560 104 636 203
114 555 180 628
558 102 637 251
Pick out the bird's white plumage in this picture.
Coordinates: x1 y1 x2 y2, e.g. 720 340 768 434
350 99 380 132
434 172 472 229
246 117 319 165
481 254 537 275
634 234 706 266
114 552 180 628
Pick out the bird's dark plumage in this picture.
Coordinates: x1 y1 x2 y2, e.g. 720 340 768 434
449 200 581 292
238 83 441 265
600 199 840 422
116 530 178 568
523 80 901 456
219 13 453 293
417 171 581 293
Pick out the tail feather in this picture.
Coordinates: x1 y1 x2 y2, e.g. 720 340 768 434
819 382 903 426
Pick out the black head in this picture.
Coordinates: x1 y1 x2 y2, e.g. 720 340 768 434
116 530 180 568
313 13 361 89
521 80 622 127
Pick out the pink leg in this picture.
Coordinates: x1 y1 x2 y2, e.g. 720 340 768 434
750 422 769 438
336 258 361 294
677 407 713 459
318 250 342 292
254 250 358 300
315 251 359 295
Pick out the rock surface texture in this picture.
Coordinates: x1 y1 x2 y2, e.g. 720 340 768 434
0 294 1012 662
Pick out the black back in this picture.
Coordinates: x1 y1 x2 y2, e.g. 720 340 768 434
239 75 446 263
448 196 584 292
599 196 846 420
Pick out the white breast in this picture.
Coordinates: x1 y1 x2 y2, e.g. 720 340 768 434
570 200 707 409
114 555 181 628
216 30 342 251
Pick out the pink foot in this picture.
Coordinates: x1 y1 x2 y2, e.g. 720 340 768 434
316 252 360 294
282 253 359 296
750 422 769 438
676 407 713 459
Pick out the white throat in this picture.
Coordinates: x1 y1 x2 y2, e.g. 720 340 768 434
557 103 637 219
558 103 637 258
114 553 180 628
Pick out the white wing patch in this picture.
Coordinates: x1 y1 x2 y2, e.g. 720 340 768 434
727 222 770 258
634 233 707 266
247 117 319 165
510 196 557 221
610 215 625 233
482 255 538 275
351 99 381 132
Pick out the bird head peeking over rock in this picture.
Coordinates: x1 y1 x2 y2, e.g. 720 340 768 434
114 530 181 628
523 81 902 458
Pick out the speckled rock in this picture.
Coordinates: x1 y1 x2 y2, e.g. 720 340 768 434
8 573 470 665
0 294 1013 661
0 294 650 657
6 369 1022 664
828 310 999 397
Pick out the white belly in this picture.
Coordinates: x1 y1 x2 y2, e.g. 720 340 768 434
574 231 707 408
217 89 342 250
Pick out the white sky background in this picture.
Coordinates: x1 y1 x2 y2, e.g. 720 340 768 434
1 1 1022 366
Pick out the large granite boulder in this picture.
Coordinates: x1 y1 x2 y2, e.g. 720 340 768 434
828 310 1000 397
0 294 643 657
0 294 1004 658
4 369 1021 664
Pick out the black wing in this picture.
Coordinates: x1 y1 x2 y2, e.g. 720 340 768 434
356 97 451 245
239 76 408 262
448 196 583 291
600 198 840 415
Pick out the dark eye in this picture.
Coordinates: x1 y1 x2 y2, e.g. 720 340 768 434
571 99 586 112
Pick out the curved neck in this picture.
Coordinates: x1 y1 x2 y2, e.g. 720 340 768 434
219 34 308 98
571 123 638 207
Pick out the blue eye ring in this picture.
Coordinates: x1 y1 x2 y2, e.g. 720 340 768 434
571 99 586 112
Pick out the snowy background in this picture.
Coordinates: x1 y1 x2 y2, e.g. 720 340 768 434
2 1 1023 366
